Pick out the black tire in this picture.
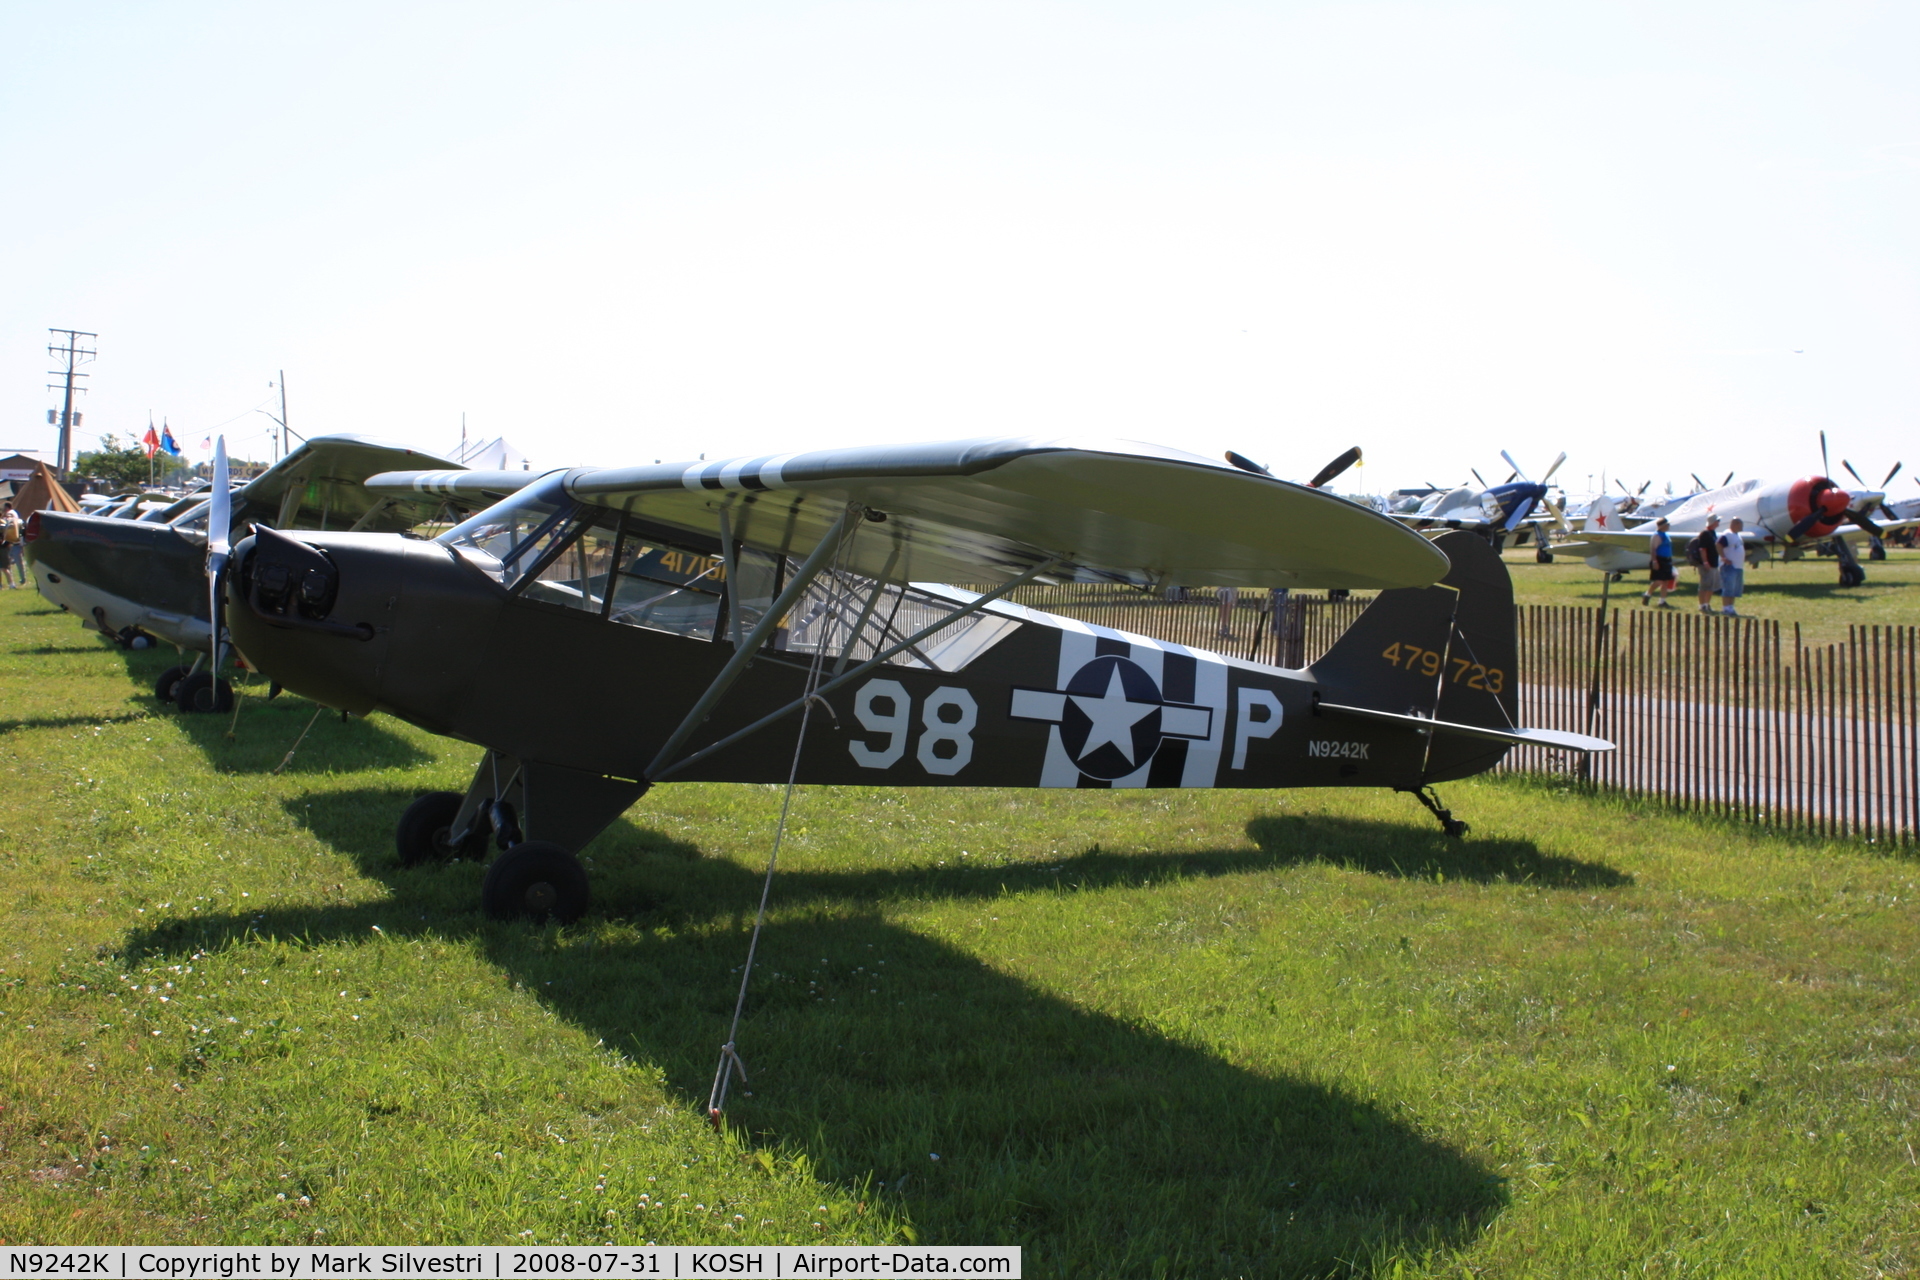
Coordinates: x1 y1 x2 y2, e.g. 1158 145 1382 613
1535 547 1554 564
174 671 234 714
154 665 189 703
480 841 590 924
395 791 480 865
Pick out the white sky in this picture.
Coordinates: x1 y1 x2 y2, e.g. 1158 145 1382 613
3 2 1915 497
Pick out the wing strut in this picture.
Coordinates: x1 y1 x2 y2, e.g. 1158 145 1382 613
651 555 1061 784
646 504 860 781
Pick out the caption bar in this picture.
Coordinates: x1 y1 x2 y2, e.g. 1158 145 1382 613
2 1248 1020 1280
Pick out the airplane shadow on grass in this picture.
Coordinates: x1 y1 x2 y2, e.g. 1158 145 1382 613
103 645 434 773
1246 815 1633 888
111 787 1597 1274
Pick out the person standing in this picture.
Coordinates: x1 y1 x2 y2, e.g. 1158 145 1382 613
0 502 24 588
1216 586 1239 639
1686 514 1721 613
1641 518 1678 608
1716 516 1747 616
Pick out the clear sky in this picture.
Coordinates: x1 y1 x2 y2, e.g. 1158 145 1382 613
3 2 1915 497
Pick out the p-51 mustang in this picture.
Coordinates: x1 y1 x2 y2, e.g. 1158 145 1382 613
25 435 505 711
224 436 1610 923
1392 451 1571 558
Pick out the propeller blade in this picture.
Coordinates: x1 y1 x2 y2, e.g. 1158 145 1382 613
1499 449 1528 483
1306 446 1361 489
1223 450 1271 476
1786 511 1829 541
1615 479 1632 496
1820 430 1830 477
1884 462 1903 487
1470 468 1489 489
1544 495 1571 533
1722 471 1734 486
1843 459 1865 486
1540 451 1566 482
1637 480 1652 495
1503 471 1517 484
207 438 231 676
1691 472 1707 490
1846 508 1884 538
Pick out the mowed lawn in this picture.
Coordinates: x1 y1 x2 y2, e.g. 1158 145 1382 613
0 588 1915 1278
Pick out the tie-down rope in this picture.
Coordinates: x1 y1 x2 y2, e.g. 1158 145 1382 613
707 514 864 1127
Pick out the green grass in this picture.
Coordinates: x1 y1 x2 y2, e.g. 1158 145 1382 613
1500 545 1920 650
2 589 1917 1277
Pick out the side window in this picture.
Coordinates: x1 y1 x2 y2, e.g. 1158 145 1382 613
521 521 618 614
606 540 732 639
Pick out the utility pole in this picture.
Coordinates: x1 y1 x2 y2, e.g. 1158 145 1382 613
259 370 299 463
46 328 97 478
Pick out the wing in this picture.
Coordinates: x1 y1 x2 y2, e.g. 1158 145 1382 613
239 435 471 532
1552 529 1657 556
374 436 1449 589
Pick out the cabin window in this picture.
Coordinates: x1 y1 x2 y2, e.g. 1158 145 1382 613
436 475 588 595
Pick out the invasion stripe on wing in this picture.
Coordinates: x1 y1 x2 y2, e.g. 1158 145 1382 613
680 453 803 493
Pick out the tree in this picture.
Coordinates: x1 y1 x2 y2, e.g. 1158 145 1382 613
73 435 153 490
73 434 193 490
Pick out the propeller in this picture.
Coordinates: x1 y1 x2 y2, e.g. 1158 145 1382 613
1723 471 1734 486
1470 467 1489 489
1542 494 1572 533
1223 450 1270 476
206 438 231 679
1846 507 1884 538
1499 450 1526 482
1843 459 1865 486
1820 430 1830 477
1884 462 1903 487
1306 446 1362 489
1785 476 1847 540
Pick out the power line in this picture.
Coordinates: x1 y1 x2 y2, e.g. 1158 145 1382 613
46 328 97 478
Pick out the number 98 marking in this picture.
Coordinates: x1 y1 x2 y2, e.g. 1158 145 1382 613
850 679 978 775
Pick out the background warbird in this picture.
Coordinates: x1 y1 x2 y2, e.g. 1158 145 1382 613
224 435 1611 923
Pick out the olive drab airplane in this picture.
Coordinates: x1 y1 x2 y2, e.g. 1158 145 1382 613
24 435 506 711
219 435 1611 924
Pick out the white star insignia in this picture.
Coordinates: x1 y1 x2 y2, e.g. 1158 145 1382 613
1070 667 1158 766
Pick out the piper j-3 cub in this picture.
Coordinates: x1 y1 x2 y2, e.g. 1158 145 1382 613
223 436 1611 923
24 435 496 711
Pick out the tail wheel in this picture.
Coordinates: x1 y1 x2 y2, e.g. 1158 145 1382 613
174 671 234 714
395 790 483 865
480 841 590 924
154 665 189 703
1535 547 1554 563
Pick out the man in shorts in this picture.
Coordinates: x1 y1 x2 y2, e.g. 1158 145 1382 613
1641 517 1678 607
1686 514 1721 613
1716 516 1747 616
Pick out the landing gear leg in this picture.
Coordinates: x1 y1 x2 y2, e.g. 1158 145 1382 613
1834 536 1866 587
1406 785 1470 839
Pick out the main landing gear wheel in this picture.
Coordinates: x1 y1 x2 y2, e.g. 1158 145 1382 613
174 671 234 714
481 841 590 924
395 791 486 865
154 665 189 704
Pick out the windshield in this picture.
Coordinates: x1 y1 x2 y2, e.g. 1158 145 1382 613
436 474 583 591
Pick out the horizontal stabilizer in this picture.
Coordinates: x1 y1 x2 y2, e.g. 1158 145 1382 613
1318 702 1613 753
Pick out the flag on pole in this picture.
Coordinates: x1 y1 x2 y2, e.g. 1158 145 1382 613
159 423 183 458
142 424 161 458
200 437 212 451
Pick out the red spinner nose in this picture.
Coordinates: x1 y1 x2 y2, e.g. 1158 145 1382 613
1788 476 1851 535
23 510 42 542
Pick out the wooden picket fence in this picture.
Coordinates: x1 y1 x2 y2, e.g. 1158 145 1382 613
999 584 1918 845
